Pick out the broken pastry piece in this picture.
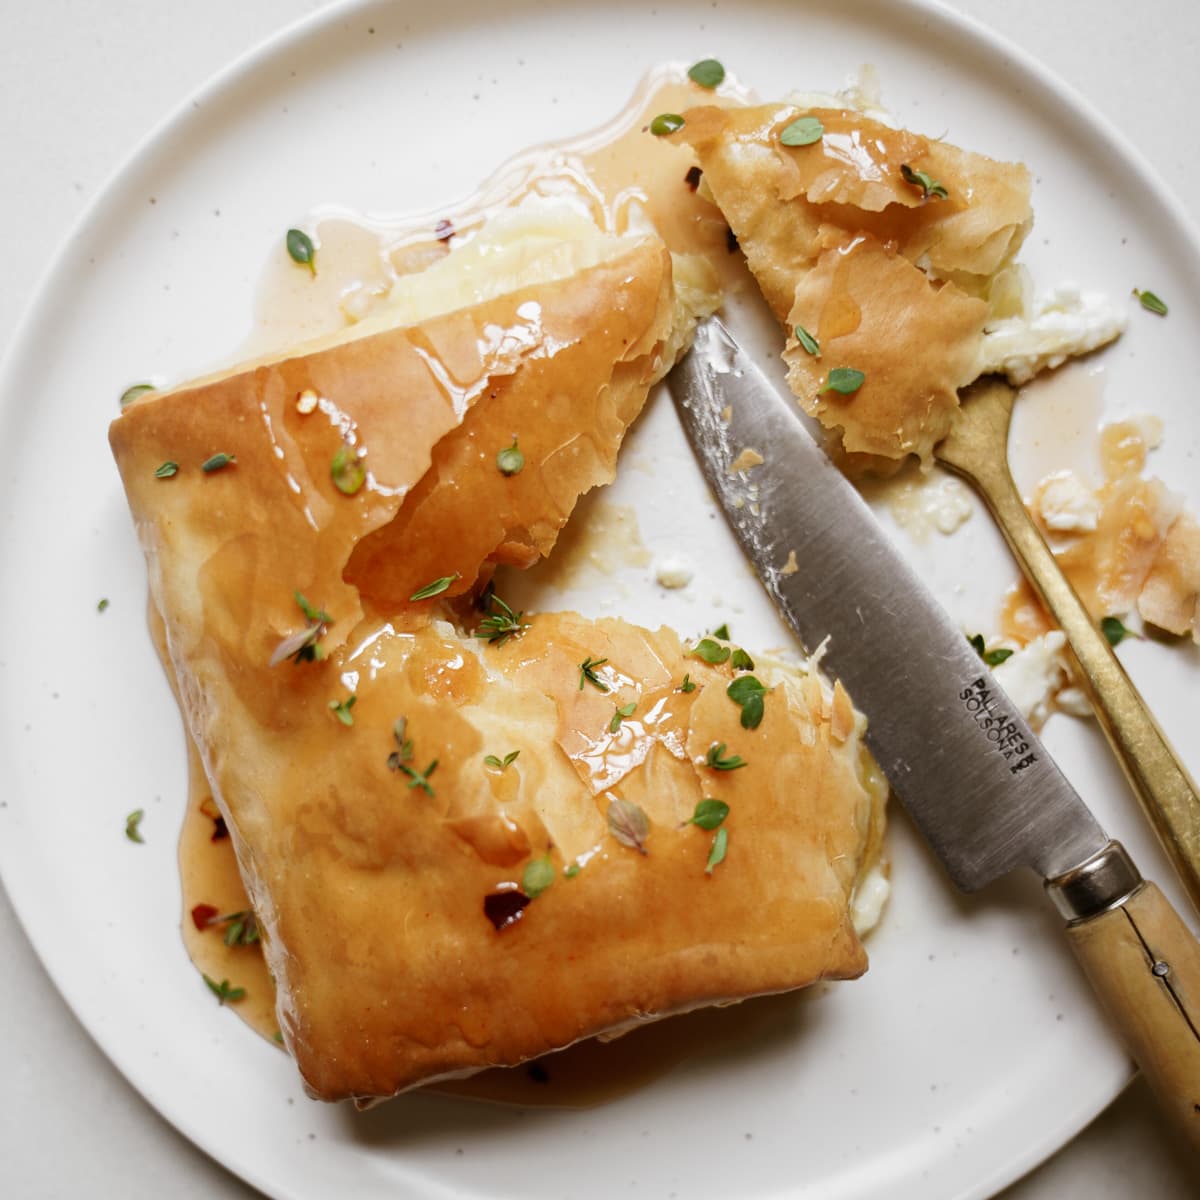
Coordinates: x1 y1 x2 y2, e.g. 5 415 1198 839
670 100 1122 468
110 202 885 1102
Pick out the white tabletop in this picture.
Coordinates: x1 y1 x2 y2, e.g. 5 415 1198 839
2 1 1197 1195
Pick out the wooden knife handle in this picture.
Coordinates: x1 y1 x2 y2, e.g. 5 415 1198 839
1066 881 1200 1152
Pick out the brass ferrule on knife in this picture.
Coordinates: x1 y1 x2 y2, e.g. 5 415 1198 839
1045 842 1144 924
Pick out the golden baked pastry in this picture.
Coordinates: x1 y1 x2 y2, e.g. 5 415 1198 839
110 205 886 1102
671 103 1034 466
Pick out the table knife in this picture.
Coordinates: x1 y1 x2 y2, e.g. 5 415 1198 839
669 316 1200 1150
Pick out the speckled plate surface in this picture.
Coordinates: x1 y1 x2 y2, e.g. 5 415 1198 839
1 1 1197 1197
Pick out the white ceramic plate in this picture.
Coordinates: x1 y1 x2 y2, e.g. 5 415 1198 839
2 1 1198 1197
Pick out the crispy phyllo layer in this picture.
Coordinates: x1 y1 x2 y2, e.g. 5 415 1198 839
672 103 1034 466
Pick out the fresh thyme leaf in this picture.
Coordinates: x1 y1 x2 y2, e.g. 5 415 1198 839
705 741 747 771
1101 615 1136 646
711 623 731 641
294 591 330 624
563 863 582 879
821 368 865 395
650 113 685 136
705 826 729 874
496 439 525 476
328 694 357 726
522 856 555 899
331 442 366 495
474 592 528 646
125 808 145 843
409 574 459 601
1133 288 1168 316
969 633 1015 667
398 759 438 797
606 797 650 854
202 974 246 1005
679 674 697 693
730 647 755 671
609 701 637 733
727 674 769 730
779 115 824 146
687 58 725 88
273 1031 285 1044
900 163 949 200
484 749 520 771
286 228 317 274
726 675 767 704
689 798 729 830
120 383 156 408
387 717 415 770
97 598 109 613
154 461 178 479
201 452 236 473
691 638 731 664
739 692 765 729
578 655 611 692
203 909 261 947
794 325 821 357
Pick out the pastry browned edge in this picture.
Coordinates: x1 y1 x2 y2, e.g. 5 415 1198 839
109 220 886 1102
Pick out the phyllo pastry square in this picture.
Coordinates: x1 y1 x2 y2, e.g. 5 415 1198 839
109 203 885 1102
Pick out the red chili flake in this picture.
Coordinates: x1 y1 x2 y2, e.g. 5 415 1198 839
434 219 455 244
725 226 740 253
684 165 703 191
483 889 530 931
211 815 228 842
191 903 219 931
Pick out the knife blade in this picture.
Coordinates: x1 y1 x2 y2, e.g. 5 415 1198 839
670 315 1200 1147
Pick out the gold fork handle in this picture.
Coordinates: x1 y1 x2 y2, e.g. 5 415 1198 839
939 380 1200 915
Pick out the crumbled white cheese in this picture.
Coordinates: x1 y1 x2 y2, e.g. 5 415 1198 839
1035 469 1101 533
979 283 1128 386
654 556 694 590
990 630 1070 728
851 860 891 936
1056 686 1093 718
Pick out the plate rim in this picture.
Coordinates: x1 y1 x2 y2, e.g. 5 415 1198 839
1 0 1196 1196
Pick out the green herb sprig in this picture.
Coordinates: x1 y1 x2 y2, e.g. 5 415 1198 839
650 113 685 136
780 115 824 147
705 742 747 771
328 694 357 726
522 856 555 899
579 656 611 692
609 701 637 733
475 592 528 647
687 59 725 89
967 633 1014 667
794 325 820 357
821 368 865 396
125 809 145 843
203 974 246 1005
727 675 770 729
1133 288 1168 316
900 163 949 200
410 574 459 602
286 228 317 274
706 827 729 874
688 798 729 830
484 749 520 771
